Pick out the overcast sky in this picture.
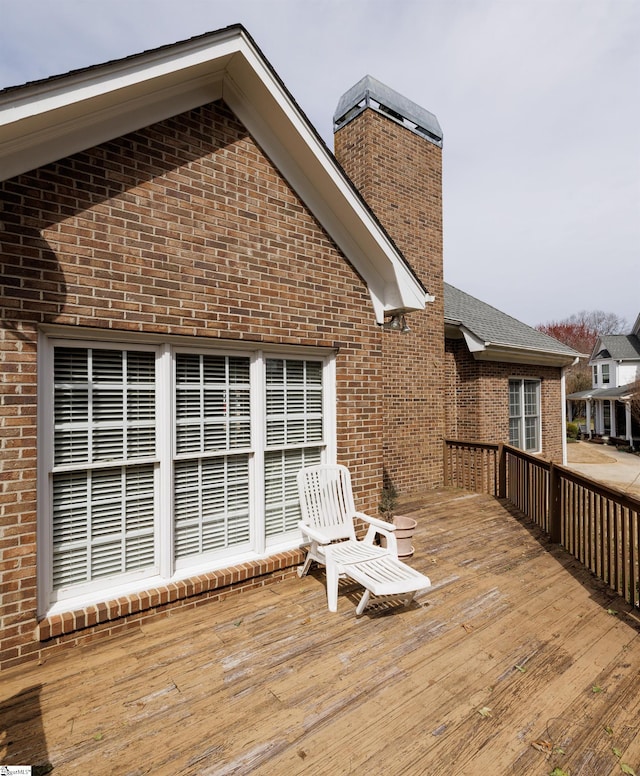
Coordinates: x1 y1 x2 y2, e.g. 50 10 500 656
1 0 638 329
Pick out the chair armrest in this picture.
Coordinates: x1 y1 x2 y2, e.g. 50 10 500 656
297 521 331 545
355 512 398 556
355 512 396 532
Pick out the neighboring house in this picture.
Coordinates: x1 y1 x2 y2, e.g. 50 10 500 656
0 26 576 669
444 284 580 462
567 314 640 447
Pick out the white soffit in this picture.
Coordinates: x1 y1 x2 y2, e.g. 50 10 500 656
0 26 427 323
459 327 578 366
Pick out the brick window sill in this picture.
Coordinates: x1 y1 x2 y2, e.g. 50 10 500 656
37 549 305 642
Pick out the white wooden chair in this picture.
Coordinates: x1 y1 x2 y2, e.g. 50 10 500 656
297 464 431 614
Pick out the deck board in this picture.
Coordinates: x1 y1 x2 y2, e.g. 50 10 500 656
2 489 640 775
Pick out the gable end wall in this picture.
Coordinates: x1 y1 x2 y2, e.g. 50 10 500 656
0 101 386 669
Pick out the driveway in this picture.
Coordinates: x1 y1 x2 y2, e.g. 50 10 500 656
565 440 640 497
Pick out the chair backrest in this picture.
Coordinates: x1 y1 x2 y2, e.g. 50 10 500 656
297 464 358 542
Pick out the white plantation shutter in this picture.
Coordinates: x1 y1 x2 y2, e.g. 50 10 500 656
54 348 156 467
174 353 251 562
174 456 250 559
52 464 155 589
175 354 251 456
123 465 156 568
264 358 325 537
174 461 200 557
54 348 89 466
264 447 322 536
226 457 251 544
52 472 89 587
265 359 323 447
51 346 157 593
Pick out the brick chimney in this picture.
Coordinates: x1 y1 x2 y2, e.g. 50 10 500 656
333 76 445 494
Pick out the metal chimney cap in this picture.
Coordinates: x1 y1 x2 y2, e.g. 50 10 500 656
333 75 442 146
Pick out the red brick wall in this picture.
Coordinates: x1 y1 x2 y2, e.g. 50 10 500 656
445 338 565 461
0 101 385 669
334 109 445 494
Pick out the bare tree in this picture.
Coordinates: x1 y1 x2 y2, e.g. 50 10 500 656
573 310 629 337
536 310 629 399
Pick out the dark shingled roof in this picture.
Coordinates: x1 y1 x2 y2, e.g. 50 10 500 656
444 283 580 357
567 384 634 400
595 335 640 361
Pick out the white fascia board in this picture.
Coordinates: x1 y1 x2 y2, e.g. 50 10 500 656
0 75 225 180
0 43 233 123
456 324 579 366
472 343 579 367
456 321 580 366
460 326 487 353
0 27 426 322
0 34 242 180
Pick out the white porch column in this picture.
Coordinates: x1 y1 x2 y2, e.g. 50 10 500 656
586 400 592 438
626 401 633 446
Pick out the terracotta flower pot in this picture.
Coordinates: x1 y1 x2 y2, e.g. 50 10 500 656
392 514 417 558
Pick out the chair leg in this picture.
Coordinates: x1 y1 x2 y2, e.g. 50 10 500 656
326 564 339 612
297 553 313 578
403 592 416 608
355 589 371 616
297 542 317 578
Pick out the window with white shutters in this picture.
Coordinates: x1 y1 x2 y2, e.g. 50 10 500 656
42 337 333 612
174 354 252 562
508 379 541 453
264 359 324 537
51 347 157 593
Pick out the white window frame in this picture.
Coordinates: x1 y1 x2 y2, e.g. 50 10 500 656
601 363 611 385
37 327 336 617
508 378 542 454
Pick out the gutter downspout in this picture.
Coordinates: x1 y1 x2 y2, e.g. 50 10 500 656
561 365 569 465
561 357 580 465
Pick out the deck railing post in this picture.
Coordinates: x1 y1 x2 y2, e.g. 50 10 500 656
443 439 449 487
549 462 562 544
497 443 506 499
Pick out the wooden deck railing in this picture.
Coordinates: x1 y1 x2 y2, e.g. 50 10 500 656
444 439 640 608
442 439 500 496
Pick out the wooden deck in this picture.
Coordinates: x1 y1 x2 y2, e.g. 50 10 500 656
3 488 640 776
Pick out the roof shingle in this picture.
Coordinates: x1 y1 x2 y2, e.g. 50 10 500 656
444 283 580 357
596 334 640 361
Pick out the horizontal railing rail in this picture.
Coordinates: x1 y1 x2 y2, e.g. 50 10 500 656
444 439 640 608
